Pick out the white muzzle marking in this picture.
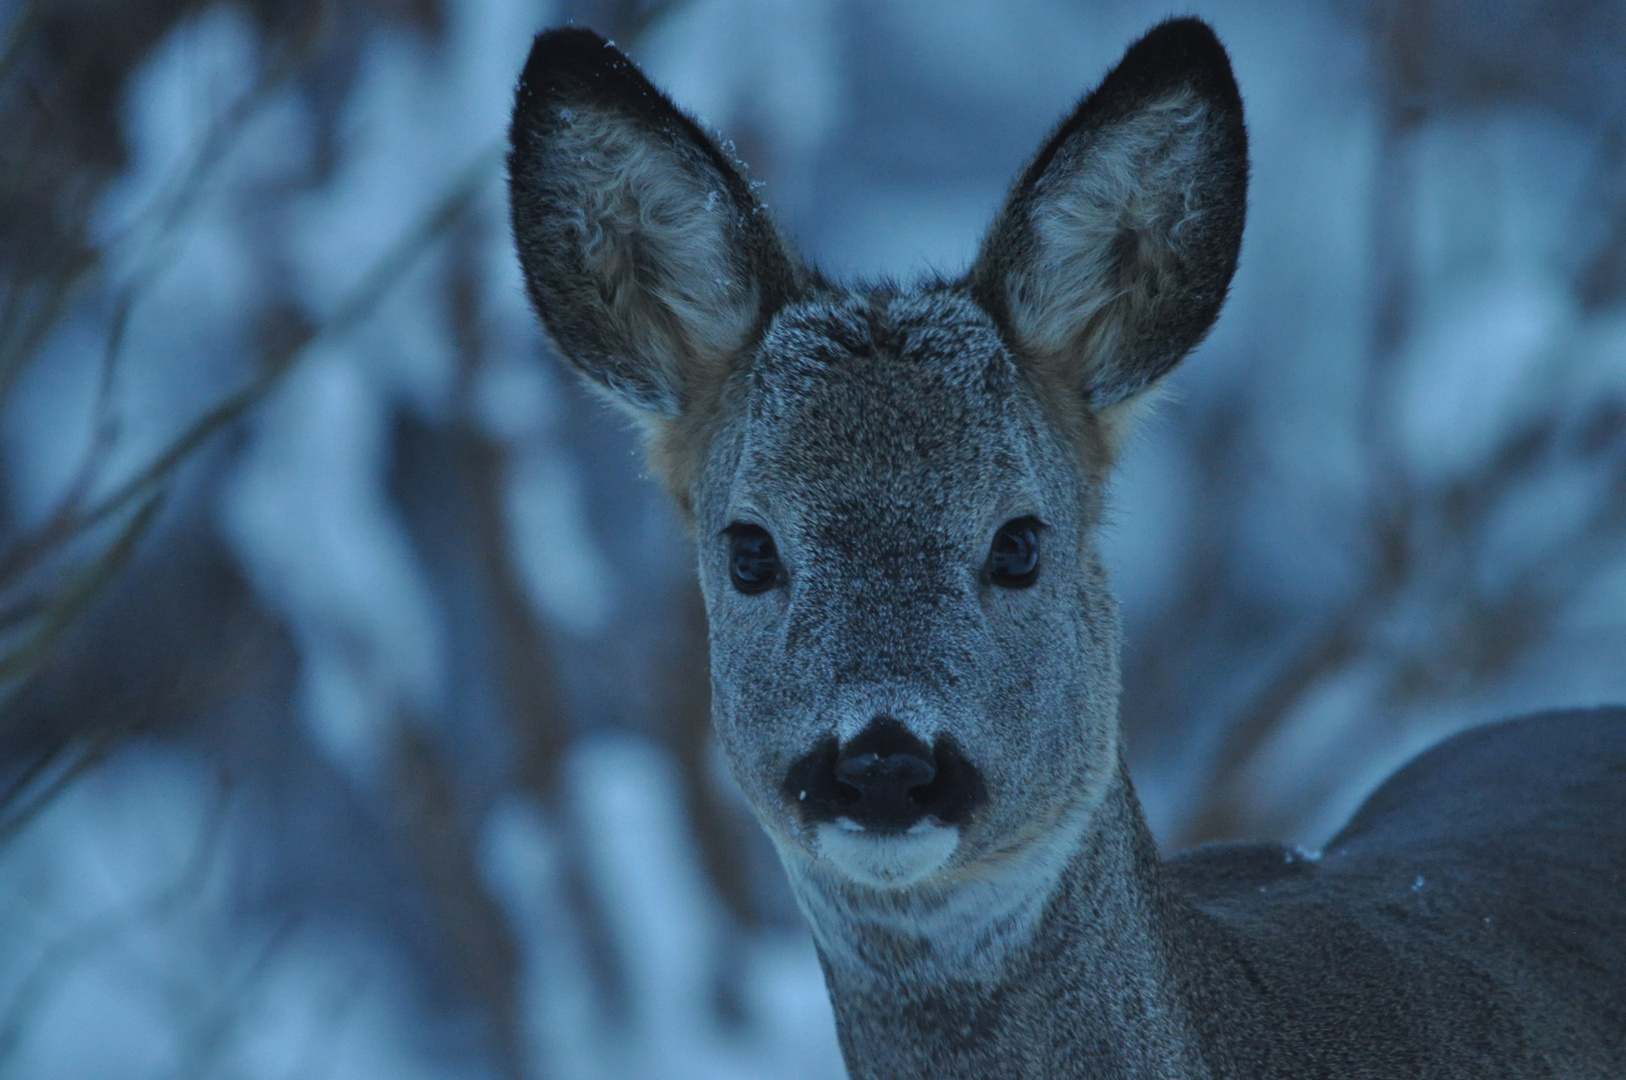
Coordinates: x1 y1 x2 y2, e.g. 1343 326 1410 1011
814 819 960 888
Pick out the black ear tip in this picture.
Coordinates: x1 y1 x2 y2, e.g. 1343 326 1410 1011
1136 16 1225 50
515 25 634 108
1128 17 1228 65
1113 16 1241 111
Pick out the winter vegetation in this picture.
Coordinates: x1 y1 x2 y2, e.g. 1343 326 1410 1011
0 0 1623 1077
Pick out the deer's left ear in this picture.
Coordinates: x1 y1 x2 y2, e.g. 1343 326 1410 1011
968 18 1248 409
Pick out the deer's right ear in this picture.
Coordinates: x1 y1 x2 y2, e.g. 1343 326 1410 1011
508 28 800 422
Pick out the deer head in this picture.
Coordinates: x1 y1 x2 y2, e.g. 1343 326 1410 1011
508 18 1245 940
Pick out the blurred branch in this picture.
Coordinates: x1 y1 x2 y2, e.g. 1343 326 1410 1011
1362 0 1426 471
1179 610 1367 842
0 276 134 598
0 735 116 849
0 142 503 723
0 142 499 866
0 491 165 700
0 532 292 845
0 7 304 407
460 430 571 801
79 141 503 540
1179 380 1626 844
391 726 527 1080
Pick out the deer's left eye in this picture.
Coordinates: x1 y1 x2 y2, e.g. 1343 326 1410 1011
984 517 1042 588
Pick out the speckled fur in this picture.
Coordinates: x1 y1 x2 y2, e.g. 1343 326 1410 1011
509 19 1626 1079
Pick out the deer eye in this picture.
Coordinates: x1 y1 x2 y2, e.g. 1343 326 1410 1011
726 524 783 593
985 517 1042 588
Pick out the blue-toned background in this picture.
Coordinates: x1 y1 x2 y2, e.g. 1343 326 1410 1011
2 0 1623 1075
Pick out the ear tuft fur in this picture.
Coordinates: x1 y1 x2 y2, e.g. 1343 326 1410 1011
508 28 802 422
969 17 1248 410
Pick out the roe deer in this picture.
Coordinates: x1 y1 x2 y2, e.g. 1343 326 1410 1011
506 18 1626 1079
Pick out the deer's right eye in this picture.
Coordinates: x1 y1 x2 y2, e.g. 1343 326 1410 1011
726 524 783 593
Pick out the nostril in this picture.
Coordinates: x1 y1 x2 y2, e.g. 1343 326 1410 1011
913 733 984 828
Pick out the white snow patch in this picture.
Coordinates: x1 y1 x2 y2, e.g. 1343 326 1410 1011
505 449 616 637
223 347 447 783
1398 273 1572 479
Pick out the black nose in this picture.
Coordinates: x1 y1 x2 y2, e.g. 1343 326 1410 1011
783 717 985 833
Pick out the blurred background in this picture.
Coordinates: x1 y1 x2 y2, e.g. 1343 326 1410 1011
1 0 1624 1075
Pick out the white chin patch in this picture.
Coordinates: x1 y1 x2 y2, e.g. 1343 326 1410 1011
814 819 960 888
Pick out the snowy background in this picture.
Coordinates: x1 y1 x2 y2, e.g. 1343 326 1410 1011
1 0 1624 1076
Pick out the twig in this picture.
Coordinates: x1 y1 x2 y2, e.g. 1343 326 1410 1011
0 490 166 698
0 736 119 850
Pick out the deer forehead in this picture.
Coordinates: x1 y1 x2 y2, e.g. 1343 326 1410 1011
713 293 1076 540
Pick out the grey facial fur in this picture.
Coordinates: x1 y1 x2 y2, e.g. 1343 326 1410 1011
694 291 1122 957
509 18 1626 1080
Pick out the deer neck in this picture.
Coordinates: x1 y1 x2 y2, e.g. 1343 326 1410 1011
792 758 1217 1080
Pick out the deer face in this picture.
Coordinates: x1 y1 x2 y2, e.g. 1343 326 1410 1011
508 22 1245 898
693 293 1120 889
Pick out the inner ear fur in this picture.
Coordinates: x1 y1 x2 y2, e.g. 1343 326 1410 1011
508 27 804 474
968 18 1248 420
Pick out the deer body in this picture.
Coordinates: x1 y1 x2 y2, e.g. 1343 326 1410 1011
506 19 1626 1078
